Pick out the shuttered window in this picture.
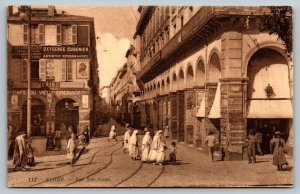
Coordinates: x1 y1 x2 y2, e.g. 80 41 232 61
61 60 66 81
67 60 73 81
72 25 77 44
57 25 62 45
39 59 46 81
38 24 45 44
22 60 28 81
23 24 28 45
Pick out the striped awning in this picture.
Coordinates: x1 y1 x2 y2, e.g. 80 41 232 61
247 99 293 118
208 82 221 119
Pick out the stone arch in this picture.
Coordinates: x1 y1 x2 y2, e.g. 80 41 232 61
171 72 177 92
186 63 194 88
195 57 206 86
208 51 221 83
178 68 185 89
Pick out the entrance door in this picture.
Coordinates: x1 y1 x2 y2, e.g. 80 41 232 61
22 98 46 136
55 99 79 134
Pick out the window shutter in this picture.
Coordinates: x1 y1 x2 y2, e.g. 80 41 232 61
67 60 73 81
38 24 45 44
22 60 28 81
61 60 66 81
39 59 46 81
72 25 77 44
23 24 28 45
56 25 61 45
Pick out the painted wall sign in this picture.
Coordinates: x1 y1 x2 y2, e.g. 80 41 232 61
11 95 18 109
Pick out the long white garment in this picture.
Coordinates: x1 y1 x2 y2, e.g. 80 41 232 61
123 131 131 149
148 130 162 162
141 132 151 161
109 125 116 139
156 141 166 163
129 130 139 158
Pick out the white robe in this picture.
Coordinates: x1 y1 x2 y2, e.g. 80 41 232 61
148 130 162 162
141 132 151 161
156 142 166 163
129 130 139 158
109 128 116 140
123 131 131 149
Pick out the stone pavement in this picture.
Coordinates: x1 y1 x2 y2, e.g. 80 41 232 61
7 121 293 187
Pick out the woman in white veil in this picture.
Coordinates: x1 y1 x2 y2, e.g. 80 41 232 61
148 130 162 162
129 130 139 160
141 130 152 162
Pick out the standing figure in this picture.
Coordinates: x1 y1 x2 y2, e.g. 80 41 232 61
270 131 288 171
156 139 167 165
205 131 217 161
149 130 162 162
13 132 28 171
66 125 74 144
108 125 117 141
123 124 131 153
54 130 62 151
46 124 54 151
169 141 177 165
84 126 90 144
67 133 77 166
245 129 259 163
141 130 152 162
129 130 139 160
164 125 169 139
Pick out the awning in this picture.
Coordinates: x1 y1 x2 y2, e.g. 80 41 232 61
196 94 205 118
208 82 221 119
247 99 293 118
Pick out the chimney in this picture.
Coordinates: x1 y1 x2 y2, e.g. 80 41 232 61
7 6 13 17
48 5 55 16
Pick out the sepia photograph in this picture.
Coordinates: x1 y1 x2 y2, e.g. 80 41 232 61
6 5 293 187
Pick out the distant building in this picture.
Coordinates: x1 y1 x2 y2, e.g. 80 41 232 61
7 6 100 137
133 6 293 160
99 86 110 104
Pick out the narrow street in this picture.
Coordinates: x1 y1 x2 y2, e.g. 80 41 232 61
7 122 293 187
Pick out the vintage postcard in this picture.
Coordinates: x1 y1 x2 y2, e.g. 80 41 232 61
7 5 293 187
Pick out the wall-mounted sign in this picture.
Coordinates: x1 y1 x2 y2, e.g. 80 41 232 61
11 95 18 109
11 46 90 59
76 61 89 79
9 89 90 96
60 82 84 88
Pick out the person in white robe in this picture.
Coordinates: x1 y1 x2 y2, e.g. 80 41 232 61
108 125 117 141
67 133 77 166
123 127 131 153
156 139 167 165
129 130 139 159
141 130 152 162
148 130 162 162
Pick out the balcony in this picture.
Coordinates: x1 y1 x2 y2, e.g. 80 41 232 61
136 6 271 83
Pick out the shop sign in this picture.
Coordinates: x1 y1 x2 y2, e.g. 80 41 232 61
11 46 90 59
11 95 18 109
82 95 89 109
9 89 90 96
60 82 84 88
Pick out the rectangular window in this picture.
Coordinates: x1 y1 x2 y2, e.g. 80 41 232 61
72 25 77 44
45 25 57 45
61 60 66 81
22 60 28 81
39 59 46 81
57 25 62 45
38 24 45 44
31 25 39 44
67 60 73 81
23 24 28 44
62 25 77 45
31 61 39 80
77 25 89 46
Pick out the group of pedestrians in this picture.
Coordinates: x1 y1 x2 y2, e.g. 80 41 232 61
122 124 177 166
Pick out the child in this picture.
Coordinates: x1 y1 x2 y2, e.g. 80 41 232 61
169 141 177 165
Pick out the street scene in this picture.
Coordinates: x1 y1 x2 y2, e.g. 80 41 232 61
7 6 293 187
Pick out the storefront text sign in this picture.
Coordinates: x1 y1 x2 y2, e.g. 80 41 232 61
11 46 90 59
9 90 90 96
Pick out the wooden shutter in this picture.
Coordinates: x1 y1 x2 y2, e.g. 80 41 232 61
72 25 77 44
67 60 73 81
22 60 28 81
61 59 66 81
38 24 45 44
39 59 46 81
23 24 28 45
56 25 61 45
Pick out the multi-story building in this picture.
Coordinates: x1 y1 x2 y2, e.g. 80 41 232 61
134 6 293 160
7 6 100 138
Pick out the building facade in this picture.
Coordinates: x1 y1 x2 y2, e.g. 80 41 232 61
7 6 100 137
134 6 293 160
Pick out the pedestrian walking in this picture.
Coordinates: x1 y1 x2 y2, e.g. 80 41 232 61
156 139 167 166
83 126 90 144
13 131 28 171
205 131 217 161
67 133 77 166
66 125 74 144
54 130 62 151
46 124 55 151
169 141 177 165
129 130 139 160
270 131 288 171
245 129 259 163
149 130 162 162
123 124 131 153
141 129 151 162
108 125 117 141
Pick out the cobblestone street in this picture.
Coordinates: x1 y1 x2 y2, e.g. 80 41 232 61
7 123 293 187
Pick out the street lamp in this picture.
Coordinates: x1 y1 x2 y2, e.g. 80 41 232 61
20 6 32 139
